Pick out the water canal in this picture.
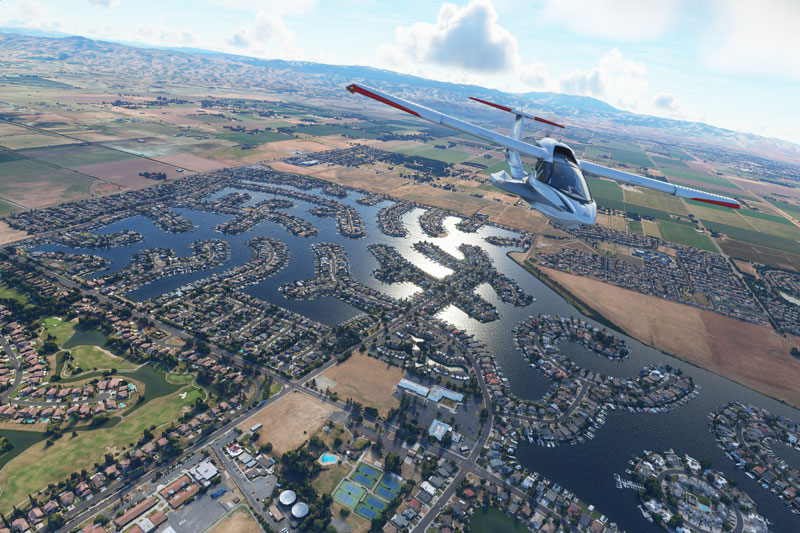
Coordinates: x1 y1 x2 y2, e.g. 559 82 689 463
30 183 800 531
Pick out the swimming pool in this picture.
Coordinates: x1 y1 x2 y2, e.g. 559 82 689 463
320 453 338 465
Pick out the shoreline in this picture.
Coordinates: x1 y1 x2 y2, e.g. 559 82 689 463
510 251 800 412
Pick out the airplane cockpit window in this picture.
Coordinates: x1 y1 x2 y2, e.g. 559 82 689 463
547 154 592 203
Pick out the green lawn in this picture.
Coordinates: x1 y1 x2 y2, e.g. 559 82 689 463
0 380 202 512
0 282 27 303
67 345 136 373
41 317 76 345
312 462 351 495
657 221 717 252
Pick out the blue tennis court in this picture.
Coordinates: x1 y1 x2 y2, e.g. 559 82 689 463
378 474 402 493
355 504 377 520
365 496 387 511
352 473 375 488
334 481 365 508
376 487 395 500
357 463 381 479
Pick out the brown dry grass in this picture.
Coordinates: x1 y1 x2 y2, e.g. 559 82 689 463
537 265 800 407
0 222 29 245
208 507 263 533
319 353 405 416
237 390 342 454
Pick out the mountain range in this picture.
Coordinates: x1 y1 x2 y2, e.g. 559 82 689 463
0 28 798 160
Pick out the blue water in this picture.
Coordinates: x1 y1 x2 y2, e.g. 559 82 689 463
320 453 338 465
33 183 800 532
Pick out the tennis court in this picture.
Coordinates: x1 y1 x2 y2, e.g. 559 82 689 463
334 480 365 508
364 496 387 511
355 503 378 520
376 487 395 500
352 463 381 489
378 474 402 494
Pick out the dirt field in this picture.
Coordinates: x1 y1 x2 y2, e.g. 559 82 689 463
208 507 262 533
319 353 405 417
155 153 228 172
536 264 800 407
237 390 342 454
72 159 191 189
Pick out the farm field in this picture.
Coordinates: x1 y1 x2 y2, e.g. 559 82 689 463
392 143 472 164
701 219 800 256
586 177 623 202
318 352 405 417
217 130 293 145
624 188 689 215
583 146 653 169
656 221 716 252
20 143 138 168
237 390 342 454
0 159 96 207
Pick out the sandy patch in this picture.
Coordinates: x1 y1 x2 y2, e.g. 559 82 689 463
237 390 342 454
319 353 405 417
538 265 800 407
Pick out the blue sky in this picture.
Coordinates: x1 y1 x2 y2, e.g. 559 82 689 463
3 0 799 144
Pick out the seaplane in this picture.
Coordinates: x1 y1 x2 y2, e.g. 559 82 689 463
346 83 740 228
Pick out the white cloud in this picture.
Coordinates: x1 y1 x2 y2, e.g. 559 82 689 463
556 48 647 110
225 10 304 59
540 0 683 41
519 61 549 88
651 93 679 112
379 0 519 73
703 0 800 81
137 25 195 46
650 92 685 118
209 0 316 16
87 0 121 7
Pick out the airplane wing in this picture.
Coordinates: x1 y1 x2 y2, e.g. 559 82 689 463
579 160 740 209
346 83 550 161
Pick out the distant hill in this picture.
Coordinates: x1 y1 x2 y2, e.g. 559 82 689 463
0 29 798 160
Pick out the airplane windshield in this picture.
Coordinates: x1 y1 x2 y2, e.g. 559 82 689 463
547 155 592 203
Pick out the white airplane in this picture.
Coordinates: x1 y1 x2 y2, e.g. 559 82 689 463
346 83 740 228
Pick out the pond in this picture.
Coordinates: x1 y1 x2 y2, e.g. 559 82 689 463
469 506 532 533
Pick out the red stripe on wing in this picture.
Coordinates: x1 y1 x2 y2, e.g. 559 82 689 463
691 198 740 209
346 84 420 117
534 116 565 129
468 97 512 112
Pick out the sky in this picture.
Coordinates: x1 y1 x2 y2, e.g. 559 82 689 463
2 0 799 144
